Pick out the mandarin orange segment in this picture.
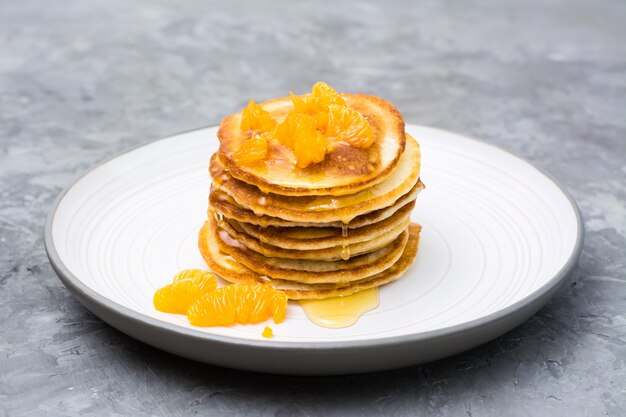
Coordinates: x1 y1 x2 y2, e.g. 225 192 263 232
173 269 218 291
233 134 268 164
325 104 374 148
273 111 299 148
240 99 276 133
154 269 217 314
186 284 288 327
237 82 374 170
310 81 346 107
291 114 328 168
271 291 288 323
293 128 328 168
274 112 328 168
154 281 210 314
313 111 329 131
290 92 316 115
289 82 346 116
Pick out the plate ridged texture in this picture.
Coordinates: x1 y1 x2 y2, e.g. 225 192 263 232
47 124 581 354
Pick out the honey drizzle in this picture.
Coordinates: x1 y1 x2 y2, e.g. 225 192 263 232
299 288 380 328
340 246 351 261
304 190 374 212
340 223 350 260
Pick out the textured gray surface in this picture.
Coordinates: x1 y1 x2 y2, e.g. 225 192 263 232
1 0 625 415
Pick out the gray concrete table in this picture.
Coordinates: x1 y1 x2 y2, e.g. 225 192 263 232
1 1 624 415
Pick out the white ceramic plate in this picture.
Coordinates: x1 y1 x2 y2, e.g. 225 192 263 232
45 124 582 375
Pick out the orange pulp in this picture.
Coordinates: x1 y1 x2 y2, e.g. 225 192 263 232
187 283 288 327
153 269 218 314
236 82 374 168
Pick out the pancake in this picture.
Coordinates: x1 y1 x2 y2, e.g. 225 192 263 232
217 94 406 196
196 85 425 302
232 199 415 250
217 213 410 261
211 134 422 224
209 180 421 229
213 215 409 284
219 225 405 273
198 220 422 299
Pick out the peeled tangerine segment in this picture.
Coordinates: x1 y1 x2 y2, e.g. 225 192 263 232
154 270 218 314
274 112 328 168
325 104 374 148
187 284 288 327
311 81 346 107
273 111 299 148
293 126 328 168
240 99 276 133
237 82 373 168
290 82 346 115
233 134 268 164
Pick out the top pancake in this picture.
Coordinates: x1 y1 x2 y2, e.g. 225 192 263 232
217 94 406 196
211 134 422 224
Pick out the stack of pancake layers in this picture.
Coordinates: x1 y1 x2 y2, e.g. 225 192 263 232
199 94 424 299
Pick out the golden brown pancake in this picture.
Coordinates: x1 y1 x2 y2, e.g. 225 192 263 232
231 200 414 250
219 226 404 273
211 134 422 224
212 216 408 284
198 220 422 299
209 181 420 229
217 94 406 196
217 214 410 261
200 88 423 301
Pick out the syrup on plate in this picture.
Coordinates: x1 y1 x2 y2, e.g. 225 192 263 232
299 287 379 328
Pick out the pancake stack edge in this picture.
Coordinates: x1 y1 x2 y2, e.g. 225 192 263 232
199 132 424 300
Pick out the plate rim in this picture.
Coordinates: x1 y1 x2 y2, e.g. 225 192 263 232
44 124 584 351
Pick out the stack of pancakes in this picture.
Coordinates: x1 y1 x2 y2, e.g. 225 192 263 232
198 94 424 299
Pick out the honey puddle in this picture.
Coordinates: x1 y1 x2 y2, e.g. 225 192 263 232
299 287 379 328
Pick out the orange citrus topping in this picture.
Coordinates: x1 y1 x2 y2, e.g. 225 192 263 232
312 81 346 105
290 92 314 115
240 99 276 133
234 82 374 168
293 123 328 168
290 82 346 115
187 284 288 327
153 269 218 314
325 104 375 148
233 133 268 164
274 112 328 168
273 111 299 148
154 271 288 329
262 326 273 338
313 110 329 131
